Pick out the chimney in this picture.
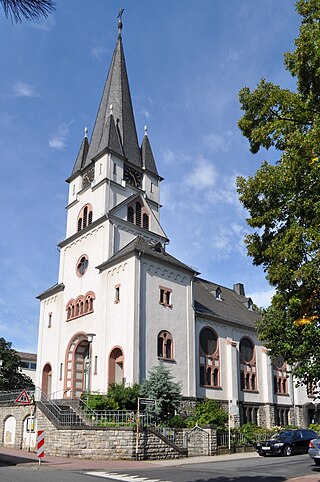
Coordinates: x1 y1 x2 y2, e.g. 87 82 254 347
233 283 245 296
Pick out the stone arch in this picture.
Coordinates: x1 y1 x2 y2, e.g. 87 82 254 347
108 346 124 385
3 415 16 447
41 362 52 398
64 332 91 398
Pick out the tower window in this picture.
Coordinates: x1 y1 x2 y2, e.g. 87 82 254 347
48 313 52 328
77 204 93 232
127 199 149 231
159 287 172 308
115 285 120 303
76 255 89 276
66 292 95 321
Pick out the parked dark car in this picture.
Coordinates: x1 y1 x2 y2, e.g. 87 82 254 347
256 429 317 456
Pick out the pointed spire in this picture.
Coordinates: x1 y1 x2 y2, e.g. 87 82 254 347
85 15 141 168
70 127 89 178
141 125 159 176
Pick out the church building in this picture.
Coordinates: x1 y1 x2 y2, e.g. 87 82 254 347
36 17 315 428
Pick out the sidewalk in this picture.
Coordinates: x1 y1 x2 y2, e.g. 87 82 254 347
0 446 319 481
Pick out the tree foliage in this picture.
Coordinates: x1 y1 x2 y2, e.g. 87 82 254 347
185 399 228 430
237 0 320 390
86 383 141 411
0 0 55 23
0 338 34 391
140 363 182 424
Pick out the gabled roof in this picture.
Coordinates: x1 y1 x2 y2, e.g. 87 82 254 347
97 236 198 274
85 33 141 168
141 131 159 177
194 277 260 329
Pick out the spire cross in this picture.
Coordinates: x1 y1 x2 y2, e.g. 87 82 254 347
110 104 113 116
84 126 88 138
117 8 124 33
144 125 148 136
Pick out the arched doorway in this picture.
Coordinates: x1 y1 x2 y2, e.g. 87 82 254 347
64 333 91 398
108 347 124 385
4 416 16 446
42 363 52 398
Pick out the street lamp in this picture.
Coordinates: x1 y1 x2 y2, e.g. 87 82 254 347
86 333 96 395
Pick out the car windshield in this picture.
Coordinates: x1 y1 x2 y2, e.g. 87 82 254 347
271 431 292 440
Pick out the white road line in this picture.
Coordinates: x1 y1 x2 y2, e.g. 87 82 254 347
84 472 168 482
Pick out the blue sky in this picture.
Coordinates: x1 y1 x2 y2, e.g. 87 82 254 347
0 1 300 353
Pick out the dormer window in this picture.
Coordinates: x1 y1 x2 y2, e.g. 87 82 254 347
215 287 222 300
247 298 253 310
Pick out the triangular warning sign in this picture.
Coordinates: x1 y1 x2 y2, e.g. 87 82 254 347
15 389 31 405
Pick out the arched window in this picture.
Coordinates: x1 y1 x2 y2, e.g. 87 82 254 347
109 347 124 385
66 292 95 321
136 202 142 226
127 199 149 231
273 355 288 395
77 204 93 232
143 213 149 230
199 327 220 388
127 206 134 223
239 337 257 392
157 331 174 360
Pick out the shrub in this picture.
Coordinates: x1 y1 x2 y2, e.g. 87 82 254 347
168 415 186 428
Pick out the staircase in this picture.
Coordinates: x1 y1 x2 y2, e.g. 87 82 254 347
36 392 88 428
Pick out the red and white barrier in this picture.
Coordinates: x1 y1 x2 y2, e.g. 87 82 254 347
37 430 45 460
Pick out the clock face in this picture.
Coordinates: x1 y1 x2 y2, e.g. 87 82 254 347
124 166 142 188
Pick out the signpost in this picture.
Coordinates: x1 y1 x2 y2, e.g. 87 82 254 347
136 398 156 459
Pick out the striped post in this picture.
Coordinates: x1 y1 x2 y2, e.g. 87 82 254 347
37 430 45 464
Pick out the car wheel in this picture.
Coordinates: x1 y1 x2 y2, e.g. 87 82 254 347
314 459 320 466
283 445 292 456
258 453 266 456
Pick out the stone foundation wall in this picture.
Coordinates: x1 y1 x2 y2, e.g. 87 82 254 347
0 403 184 460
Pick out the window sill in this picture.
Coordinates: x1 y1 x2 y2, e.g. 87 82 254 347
241 389 259 393
66 310 93 322
157 357 176 364
275 392 289 396
159 302 173 309
200 385 222 390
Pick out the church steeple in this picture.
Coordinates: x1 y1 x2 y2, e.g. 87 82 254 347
141 125 159 177
84 15 141 169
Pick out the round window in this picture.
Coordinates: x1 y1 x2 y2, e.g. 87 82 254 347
240 337 254 363
274 355 285 369
76 255 89 276
199 328 217 355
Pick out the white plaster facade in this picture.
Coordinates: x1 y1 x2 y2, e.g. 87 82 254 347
36 24 317 428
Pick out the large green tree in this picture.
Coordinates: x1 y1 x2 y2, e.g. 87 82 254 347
0 338 34 391
237 0 320 391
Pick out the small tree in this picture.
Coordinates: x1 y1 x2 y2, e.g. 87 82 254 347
140 362 182 424
107 383 141 410
0 338 34 391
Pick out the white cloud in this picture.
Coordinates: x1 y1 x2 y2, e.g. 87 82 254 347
31 15 56 31
90 44 109 59
49 121 73 150
203 130 236 152
140 108 150 119
184 157 217 190
11 81 39 98
160 148 192 166
247 288 275 309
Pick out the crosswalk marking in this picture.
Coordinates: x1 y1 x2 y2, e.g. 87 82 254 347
84 472 171 482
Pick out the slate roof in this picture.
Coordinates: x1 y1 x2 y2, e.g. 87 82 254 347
141 132 159 177
70 134 89 178
97 236 198 274
36 283 65 300
85 33 141 168
194 277 261 329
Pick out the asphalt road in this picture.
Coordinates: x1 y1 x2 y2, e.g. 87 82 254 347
0 453 319 482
